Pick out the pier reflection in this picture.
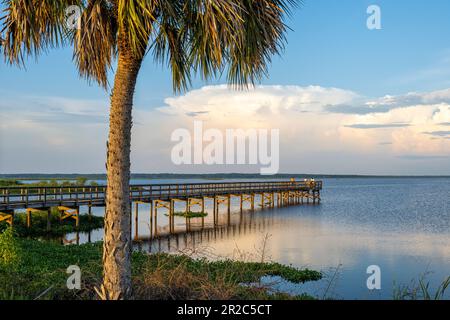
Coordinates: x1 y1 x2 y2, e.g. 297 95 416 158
135 210 276 254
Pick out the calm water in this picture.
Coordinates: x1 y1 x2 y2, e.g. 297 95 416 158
66 177 450 300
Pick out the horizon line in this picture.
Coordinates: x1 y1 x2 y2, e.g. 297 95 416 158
1 173 449 178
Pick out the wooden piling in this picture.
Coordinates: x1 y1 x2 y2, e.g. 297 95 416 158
46 208 51 232
135 202 139 239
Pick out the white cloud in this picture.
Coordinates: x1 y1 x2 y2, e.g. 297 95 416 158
156 85 450 174
159 84 358 118
1 85 450 174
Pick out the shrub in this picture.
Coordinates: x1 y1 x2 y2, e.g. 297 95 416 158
0 227 22 270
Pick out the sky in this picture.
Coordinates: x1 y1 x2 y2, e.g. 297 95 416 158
1 0 450 175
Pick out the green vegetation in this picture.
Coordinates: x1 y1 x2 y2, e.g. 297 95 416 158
0 208 103 237
0 177 98 187
0 228 321 300
0 228 22 271
393 274 450 300
168 211 208 218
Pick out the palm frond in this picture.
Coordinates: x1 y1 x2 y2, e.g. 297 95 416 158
150 0 190 92
117 0 157 59
226 0 298 88
183 0 243 82
1 0 298 92
150 0 298 92
0 0 82 65
72 0 117 88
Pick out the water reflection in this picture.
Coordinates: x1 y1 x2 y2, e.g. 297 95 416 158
63 177 450 299
135 210 276 253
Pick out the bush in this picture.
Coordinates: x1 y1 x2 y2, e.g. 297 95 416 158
0 227 22 271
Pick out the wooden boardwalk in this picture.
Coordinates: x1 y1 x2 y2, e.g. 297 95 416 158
0 180 322 234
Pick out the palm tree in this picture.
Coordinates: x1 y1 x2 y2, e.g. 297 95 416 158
1 0 297 299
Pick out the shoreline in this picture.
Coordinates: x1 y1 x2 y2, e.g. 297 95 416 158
2 174 450 181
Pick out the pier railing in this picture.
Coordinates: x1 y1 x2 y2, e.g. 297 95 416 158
0 180 322 211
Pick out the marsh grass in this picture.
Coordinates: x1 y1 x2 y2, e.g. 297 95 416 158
393 272 450 300
0 228 321 300
133 254 320 300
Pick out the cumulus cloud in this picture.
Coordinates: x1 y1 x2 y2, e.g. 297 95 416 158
156 85 450 174
158 84 358 118
1 85 450 174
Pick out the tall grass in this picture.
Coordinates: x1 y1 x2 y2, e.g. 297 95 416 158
393 272 450 300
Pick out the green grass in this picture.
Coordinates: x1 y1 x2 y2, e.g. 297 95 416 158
0 208 103 237
0 228 322 300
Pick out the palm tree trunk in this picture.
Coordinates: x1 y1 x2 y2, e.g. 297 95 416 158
101 47 142 300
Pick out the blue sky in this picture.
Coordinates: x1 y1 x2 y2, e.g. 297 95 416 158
1 0 450 174
4 0 450 102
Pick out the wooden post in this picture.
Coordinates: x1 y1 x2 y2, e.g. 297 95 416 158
251 193 255 211
185 199 189 232
240 195 243 212
75 207 79 229
46 208 51 232
260 193 264 209
134 202 139 239
26 209 31 228
149 201 153 238
154 202 158 237
129 202 132 236
227 195 231 225
88 204 92 222
201 197 205 229
170 199 174 233
213 196 217 226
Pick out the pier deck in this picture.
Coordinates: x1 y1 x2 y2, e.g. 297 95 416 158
0 180 322 235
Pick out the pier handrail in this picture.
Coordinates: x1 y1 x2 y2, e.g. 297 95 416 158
0 180 322 210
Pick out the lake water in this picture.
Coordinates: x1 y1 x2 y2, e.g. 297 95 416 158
66 177 450 300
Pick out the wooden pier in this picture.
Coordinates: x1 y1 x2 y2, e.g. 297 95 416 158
0 180 322 236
